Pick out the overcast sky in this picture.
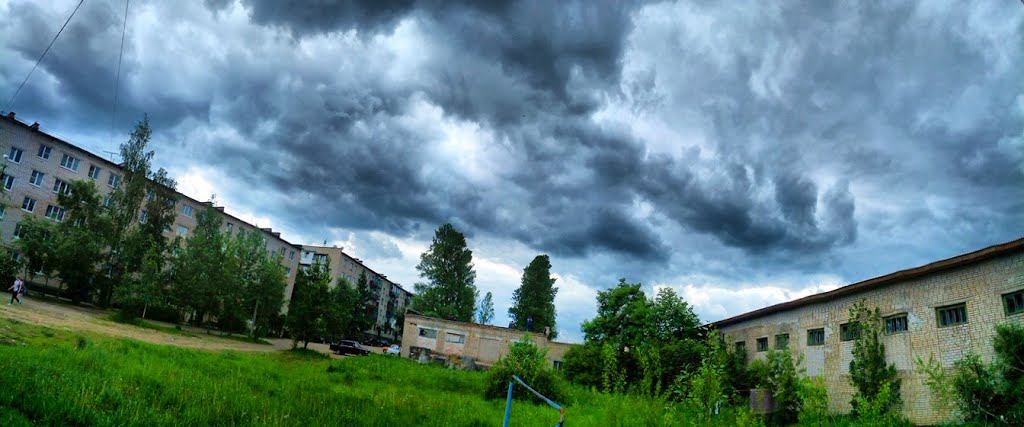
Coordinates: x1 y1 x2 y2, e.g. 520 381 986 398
2 0 1021 342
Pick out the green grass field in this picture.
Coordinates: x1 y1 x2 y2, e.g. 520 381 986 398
0 318 680 426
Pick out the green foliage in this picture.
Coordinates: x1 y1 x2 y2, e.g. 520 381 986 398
509 254 558 337
221 229 286 339
0 248 20 291
851 383 910 426
918 322 1024 424
351 271 375 338
286 261 331 348
678 331 727 425
582 279 650 346
484 336 565 403
14 216 56 283
848 301 901 416
115 245 167 321
797 376 831 426
411 223 477 322
476 291 494 325
562 340 604 388
53 180 109 304
650 287 700 341
764 349 802 424
601 341 626 394
170 203 226 329
324 277 358 341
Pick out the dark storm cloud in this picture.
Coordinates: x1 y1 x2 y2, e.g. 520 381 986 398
2 0 1021 275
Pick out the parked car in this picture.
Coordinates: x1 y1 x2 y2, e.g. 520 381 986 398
384 344 400 355
329 340 370 356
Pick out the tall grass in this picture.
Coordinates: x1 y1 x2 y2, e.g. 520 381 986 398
0 319 679 426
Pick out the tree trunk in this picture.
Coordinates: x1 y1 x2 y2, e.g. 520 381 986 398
304 340 309 349
142 303 148 320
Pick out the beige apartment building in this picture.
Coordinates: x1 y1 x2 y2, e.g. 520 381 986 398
299 245 413 343
401 312 572 370
0 112 301 311
713 237 1024 425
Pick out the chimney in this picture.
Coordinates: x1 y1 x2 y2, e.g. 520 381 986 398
6 112 14 119
29 122 39 131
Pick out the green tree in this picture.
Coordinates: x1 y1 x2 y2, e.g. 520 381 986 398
848 300 901 416
115 245 167 320
170 203 226 330
476 291 494 325
509 255 558 337
411 223 477 322
103 116 156 307
581 279 650 348
650 287 700 341
351 271 376 339
53 180 109 304
683 330 727 424
287 260 331 348
248 254 287 341
15 216 56 289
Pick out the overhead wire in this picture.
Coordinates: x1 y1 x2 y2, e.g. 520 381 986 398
2 0 86 113
109 0 130 147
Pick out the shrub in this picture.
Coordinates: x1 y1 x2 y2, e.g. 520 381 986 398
851 383 910 426
797 376 831 426
848 301 901 416
764 349 801 425
483 336 565 403
562 340 603 388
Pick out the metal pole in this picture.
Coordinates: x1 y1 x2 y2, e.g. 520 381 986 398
503 380 514 427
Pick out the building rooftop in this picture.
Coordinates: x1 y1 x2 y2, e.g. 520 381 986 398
711 236 1024 328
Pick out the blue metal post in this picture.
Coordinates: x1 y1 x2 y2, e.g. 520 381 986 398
503 380 514 427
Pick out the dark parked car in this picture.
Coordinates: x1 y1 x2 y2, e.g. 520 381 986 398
329 340 370 356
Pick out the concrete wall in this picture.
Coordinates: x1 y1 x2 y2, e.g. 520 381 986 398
719 251 1024 425
0 114 301 312
401 313 572 369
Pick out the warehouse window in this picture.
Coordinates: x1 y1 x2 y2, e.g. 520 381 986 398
445 333 466 344
807 328 825 346
884 314 909 334
840 323 859 342
756 337 768 352
735 341 745 353
775 333 789 350
1004 290 1024 317
936 303 968 327
418 328 437 339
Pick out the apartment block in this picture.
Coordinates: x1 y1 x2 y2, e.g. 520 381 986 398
714 237 1024 425
0 112 301 311
299 245 414 343
401 311 572 370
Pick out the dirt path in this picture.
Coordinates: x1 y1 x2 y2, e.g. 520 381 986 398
0 295 330 353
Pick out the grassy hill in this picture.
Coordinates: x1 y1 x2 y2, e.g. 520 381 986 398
0 318 676 426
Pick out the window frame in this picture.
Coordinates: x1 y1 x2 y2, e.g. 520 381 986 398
7 146 23 163
445 333 466 344
21 197 36 213
807 328 825 346
52 178 70 195
884 313 909 335
44 205 65 222
734 341 746 353
1 174 13 191
181 204 194 218
59 153 80 171
29 170 44 187
108 173 121 188
1004 290 1024 317
936 303 968 328
176 224 189 236
840 323 858 342
756 337 768 352
37 144 51 159
87 164 101 180
775 333 790 350
418 328 437 339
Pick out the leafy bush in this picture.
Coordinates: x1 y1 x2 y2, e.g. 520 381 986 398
562 340 603 388
764 349 801 425
848 301 901 416
797 376 831 426
851 382 910 426
483 336 565 403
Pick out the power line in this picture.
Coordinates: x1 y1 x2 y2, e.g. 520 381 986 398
109 0 130 146
2 0 86 113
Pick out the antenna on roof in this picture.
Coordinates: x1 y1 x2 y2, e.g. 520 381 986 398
102 150 118 162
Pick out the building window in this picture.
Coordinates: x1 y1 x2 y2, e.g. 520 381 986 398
285 267 291 275
59 153 80 171
775 333 789 350
226 223 233 232
735 341 746 353
29 170 44 186
139 210 148 224
314 254 328 264
1004 290 1024 317
884 314 909 334
418 328 437 339
937 303 968 327
44 205 65 222
108 173 121 188
7 147 23 163
176 224 188 236
1 174 13 191
445 333 466 344
103 196 113 207
553 360 563 370
840 323 859 341
37 144 51 159
289 250 295 261
21 197 35 212
88 165 101 180
52 178 70 195
181 204 193 217
756 337 768 352
13 223 25 239
807 328 825 346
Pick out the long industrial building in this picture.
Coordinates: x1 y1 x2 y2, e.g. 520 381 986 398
713 237 1024 425
0 112 411 341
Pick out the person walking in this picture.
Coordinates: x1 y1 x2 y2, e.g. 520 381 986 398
8 277 24 305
